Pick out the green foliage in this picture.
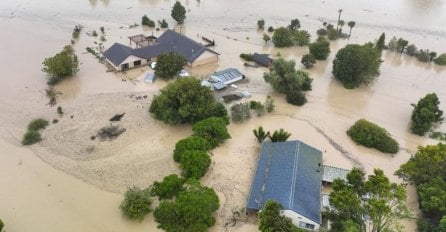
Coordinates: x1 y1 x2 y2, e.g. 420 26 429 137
376 32 386 51
396 144 446 231
347 119 399 154
309 38 330 60
434 53 446 65
264 58 313 94
28 118 49 131
141 15 155 27
301 53 316 69
269 128 291 142
253 126 270 143
22 130 42 145
417 49 431 63
149 78 228 125
42 48 79 85
267 26 274 33
0 218 3 231
332 44 382 89
180 150 211 179
259 200 304 232
317 28 328 36
288 18 300 30
120 187 152 221
173 136 210 162
72 25 81 39
57 106 63 115
406 44 418 56
410 93 443 136
430 131 446 141
329 168 410 232
222 93 242 103
192 117 230 149
154 180 219 232
262 33 271 44
257 19 265 29
286 91 307 106
327 28 339 40
272 27 294 47
347 21 356 37
158 19 168 28
293 30 311 46
231 102 251 122
100 26 105 33
92 30 98 37
396 38 409 53
240 53 253 61
264 96 275 113
171 1 186 24
387 36 398 51
154 52 187 79
151 174 185 200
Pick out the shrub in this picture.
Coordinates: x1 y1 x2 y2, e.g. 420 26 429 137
231 103 251 122
347 119 399 154
286 91 307 106
192 117 231 149
434 53 446 65
416 49 431 63
0 218 3 231
180 150 211 179
171 1 186 24
28 118 49 131
264 96 275 112
120 187 152 221
269 129 291 142
327 28 339 40
57 106 63 115
22 130 42 145
301 53 316 68
293 30 311 46
240 53 253 61
158 19 168 28
100 26 105 33
97 125 126 140
52 119 59 124
406 44 417 56
316 28 327 36
151 174 185 200
410 93 443 136
267 26 274 32
173 136 210 162
42 48 79 85
222 94 242 103
272 27 293 47
257 19 265 29
309 38 330 60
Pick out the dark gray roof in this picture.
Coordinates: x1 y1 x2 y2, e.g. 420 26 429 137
103 43 135 66
246 140 322 224
252 53 273 67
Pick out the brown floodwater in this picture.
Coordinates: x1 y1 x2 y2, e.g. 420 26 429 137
0 0 445 231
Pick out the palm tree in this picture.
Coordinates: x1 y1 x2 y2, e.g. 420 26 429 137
338 20 345 33
269 129 291 142
253 126 270 143
336 9 343 31
348 21 356 38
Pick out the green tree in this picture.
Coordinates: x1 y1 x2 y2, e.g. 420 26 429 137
429 52 437 62
272 27 294 47
347 119 399 154
301 53 316 69
42 47 79 85
262 33 271 45
171 1 186 24
151 174 185 200
154 52 187 79
253 126 270 143
288 18 301 30
149 78 228 125
154 179 219 232
158 19 169 28
230 102 251 122
264 96 275 113
332 43 382 89
264 58 313 94
327 27 339 40
28 118 49 131
22 130 42 145
257 19 265 29
376 33 386 51
348 21 356 38
396 144 446 231
396 38 409 53
259 200 305 232
120 187 152 221
286 91 307 106
329 168 410 232
406 44 417 56
416 49 431 63
0 218 3 232
180 150 211 179
293 30 311 46
269 128 291 142
434 53 446 65
173 136 210 162
192 117 231 149
410 93 443 136
309 38 331 60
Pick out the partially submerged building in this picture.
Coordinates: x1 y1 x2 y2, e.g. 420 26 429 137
247 140 323 230
209 68 244 90
252 53 273 67
104 29 219 71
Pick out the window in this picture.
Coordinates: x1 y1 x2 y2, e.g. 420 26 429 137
299 221 315 230
134 60 141 67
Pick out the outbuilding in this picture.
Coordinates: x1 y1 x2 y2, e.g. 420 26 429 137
210 68 244 86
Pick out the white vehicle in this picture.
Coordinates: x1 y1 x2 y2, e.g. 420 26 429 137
178 69 189 77
150 62 157 69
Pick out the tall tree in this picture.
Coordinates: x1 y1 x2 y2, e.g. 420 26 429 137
336 9 343 31
329 168 410 232
396 38 409 53
348 21 356 38
410 93 443 136
120 187 152 221
192 117 231 149
154 52 187 79
376 33 386 51
171 1 186 24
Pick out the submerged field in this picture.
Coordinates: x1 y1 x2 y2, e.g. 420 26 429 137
0 0 445 231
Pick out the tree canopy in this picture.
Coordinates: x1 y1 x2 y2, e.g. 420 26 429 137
154 52 187 80
173 136 210 162
309 38 331 60
259 200 305 232
151 174 186 200
179 150 211 179
171 1 186 24
149 78 228 125
347 119 399 154
301 53 316 69
120 187 152 221
396 143 446 232
332 43 382 89
376 33 386 51
410 93 443 136
192 117 231 149
42 46 79 85
272 27 294 47
329 168 410 232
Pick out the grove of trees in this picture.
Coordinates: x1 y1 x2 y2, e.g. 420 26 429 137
347 119 399 154
410 93 443 136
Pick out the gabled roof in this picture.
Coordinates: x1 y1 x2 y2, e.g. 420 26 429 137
103 43 135 66
246 140 323 224
211 68 243 83
252 53 273 67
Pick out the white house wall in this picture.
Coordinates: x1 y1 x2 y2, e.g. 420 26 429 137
282 210 320 231
120 55 148 69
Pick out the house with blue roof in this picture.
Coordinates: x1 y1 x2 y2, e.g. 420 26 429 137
246 140 323 231
103 29 219 71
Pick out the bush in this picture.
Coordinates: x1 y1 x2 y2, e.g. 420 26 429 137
120 187 152 221
0 218 3 231
309 38 330 60
158 19 168 28
57 106 63 115
316 28 327 36
192 117 231 149
264 59 313 94
42 48 79 85
327 28 339 40
293 30 311 46
406 44 417 56
257 19 265 29
240 53 253 61
173 136 210 162
28 118 49 131
347 119 399 154
171 1 186 24
231 103 251 122
416 49 431 63
22 130 42 145
267 26 274 32
272 27 294 47
150 78 228 125
151 174 185 199
222 94 242 103
286 91 307 106
434 53 446 65
180 150 211 179
301 53 316 68
410 93 443 136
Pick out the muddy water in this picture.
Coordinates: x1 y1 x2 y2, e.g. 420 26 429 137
1 0 445 231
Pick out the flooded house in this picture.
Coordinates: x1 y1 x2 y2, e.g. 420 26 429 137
252 53 273 67
103 29 219 71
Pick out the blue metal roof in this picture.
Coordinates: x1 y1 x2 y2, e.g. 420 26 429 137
246 140 322 224
211 68 243 83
